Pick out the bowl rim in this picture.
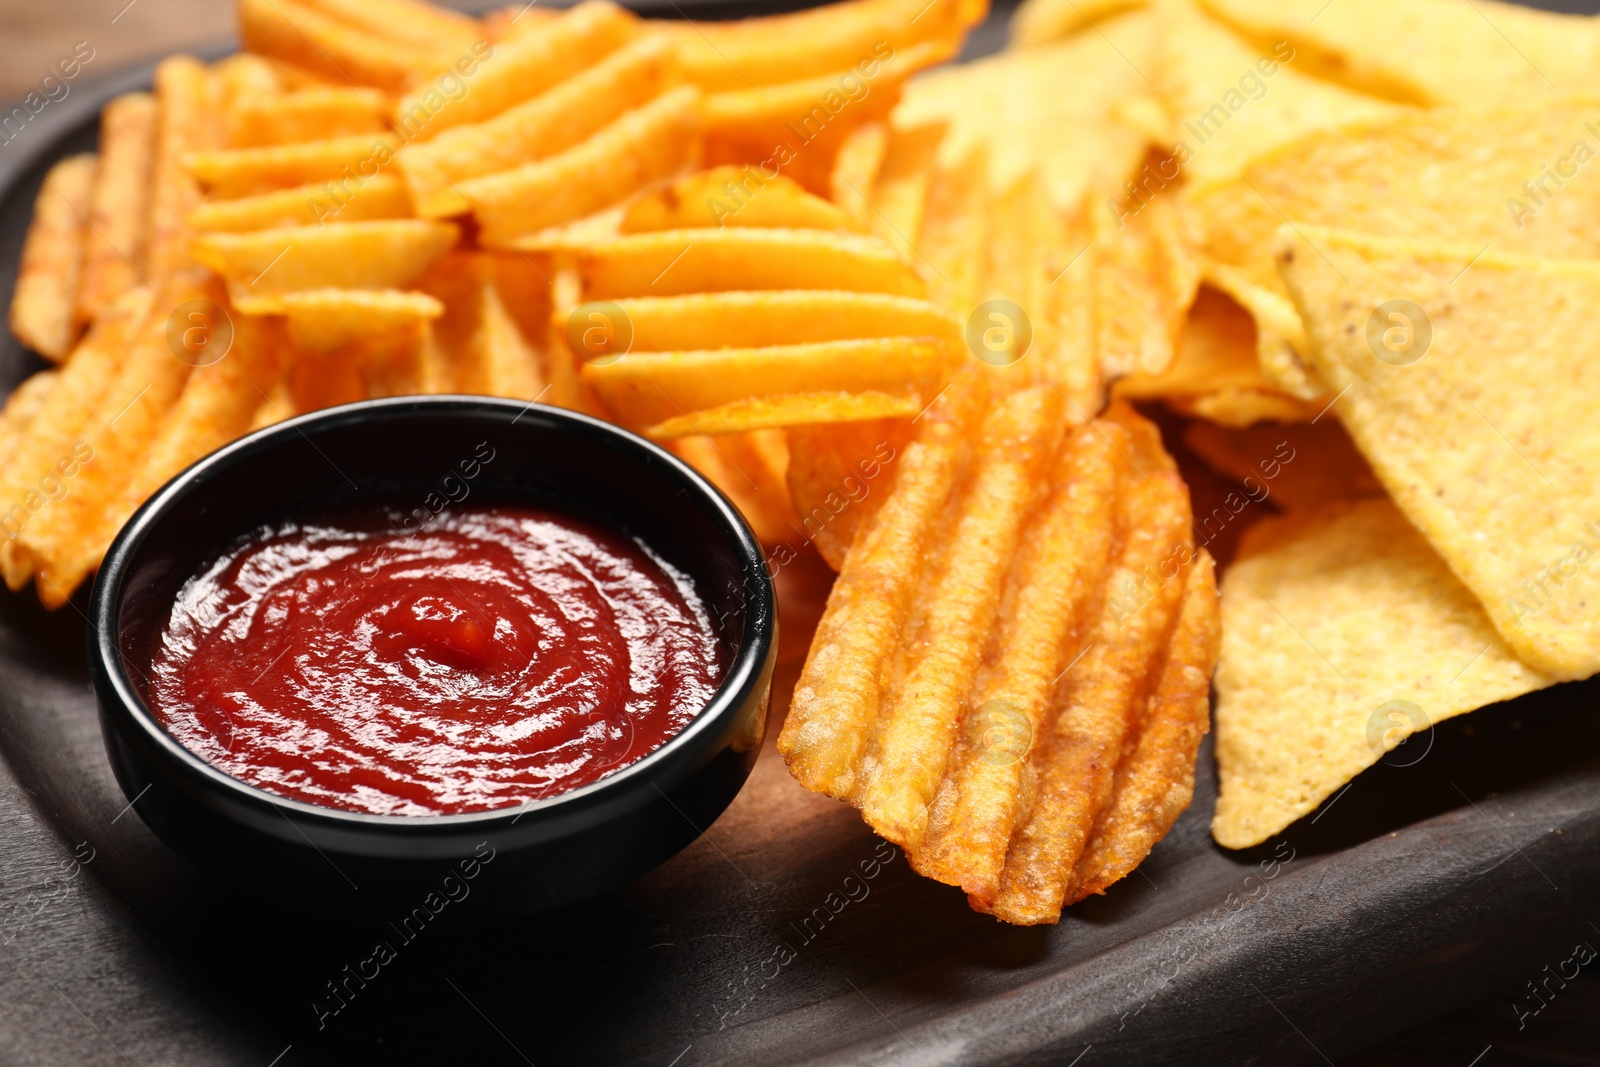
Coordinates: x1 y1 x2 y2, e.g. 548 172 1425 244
88 395 776 836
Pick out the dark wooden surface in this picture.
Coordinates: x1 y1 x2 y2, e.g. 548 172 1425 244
0 1 1598 1063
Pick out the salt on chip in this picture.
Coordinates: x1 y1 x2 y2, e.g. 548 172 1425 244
1280 224 1600 681
1212 498 1555 848
1198 0 1600 107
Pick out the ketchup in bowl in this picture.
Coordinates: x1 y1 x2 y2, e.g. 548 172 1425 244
145 501 726 816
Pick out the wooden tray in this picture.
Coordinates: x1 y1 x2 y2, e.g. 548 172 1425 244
1 10 1598 1064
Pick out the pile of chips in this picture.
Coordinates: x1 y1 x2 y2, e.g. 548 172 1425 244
10 0 1598 923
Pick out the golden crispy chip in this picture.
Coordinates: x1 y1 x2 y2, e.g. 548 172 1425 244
985 402 1195 924
780 381 1212 923
250 377 299 430
1092 187 1199 379
480 251 555 363
77 93 157 328
572 291 960 352
256 58 335 92
912 155 1104 406
1198 0 1600 106
419 251 547 398
481 4 561 42
860 387 1075 845
897 11 1156 211
455 87 699 240
67 313 290 592
1183 418 1382 512
916 147 991 319
541 268 587 411
279 288 443 352
0 289 151 589
0 371 64 577
191 220 458 310
184 132 399 199
1168 390 1314 426
667 430 799 547
700 39 954 196
852 122 945 263
1154 0 1407 198
397 36 676 217
1212 498 1555 848
641 392 921 440
0 372 60 469
299 0 481 53
672 0 983 92
213 53 283 112
785 418 911 569
1115 285 1261 396
188 173 413 232
238 0 462 93
1279 225 1600 680
583 338 947 434
829 123 887 228
228 86 391 148
910 416 1121 899
578 227 926 300
1038 203 1103 414
147 56 219 280
780 375 988 797
9 155 95 361
622 166 858 234
1066 550 1218 902
19 274 215 608
279 289 439 398
1011 0 1147 46
1194 99 1600 398
394 1 633 141
1115 286 1321 423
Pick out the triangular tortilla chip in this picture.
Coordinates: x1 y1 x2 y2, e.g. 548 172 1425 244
897 9 1158 211
1199 0 1600 106
1153 0 1406 197
1115 285 1319 422
1279 224 1600 680
1195 98 1600 396
1213 497 1554 849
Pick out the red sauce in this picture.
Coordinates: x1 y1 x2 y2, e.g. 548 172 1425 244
146 503 726 816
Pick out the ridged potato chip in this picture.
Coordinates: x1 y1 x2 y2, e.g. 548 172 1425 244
780 379 1219 923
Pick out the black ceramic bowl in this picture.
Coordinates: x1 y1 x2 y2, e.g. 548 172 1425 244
88 396 776 917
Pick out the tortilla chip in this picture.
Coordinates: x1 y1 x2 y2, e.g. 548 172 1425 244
1093 188 1199 379
1184 418 1381 511
896 10 1158 212
1198 0 1600 107
1154 0 1408 198
1195 98 1600 396
1213 498 1555 848
1165 390 1314 427
1280 224 1600 680
1115 287 1320 422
